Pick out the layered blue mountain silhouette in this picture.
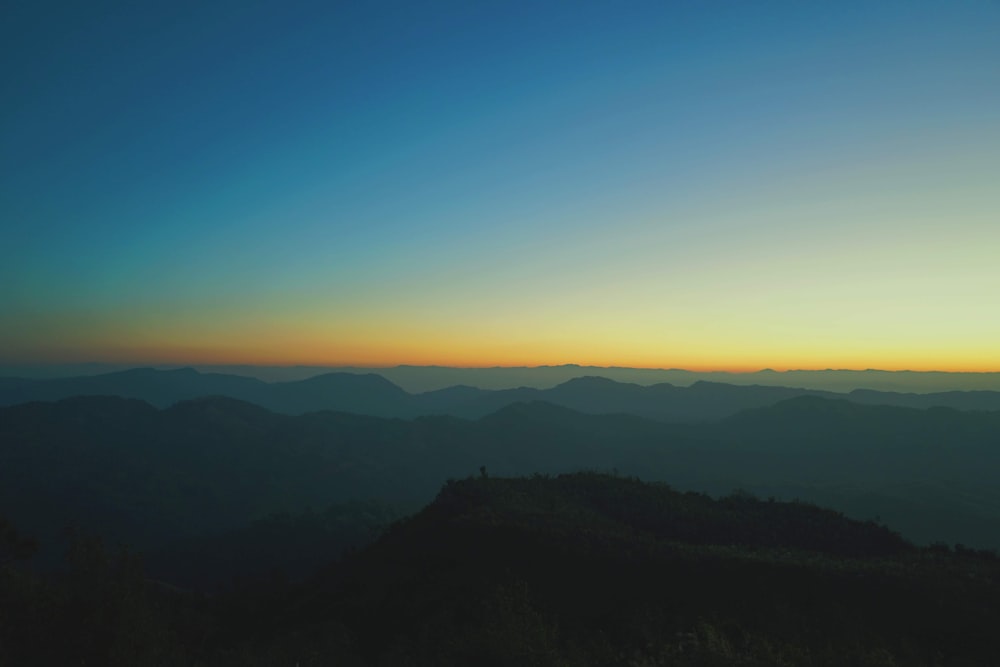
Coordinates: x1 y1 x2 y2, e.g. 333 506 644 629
4 392 1000 562
4 367 1000 420
5 376 1000 663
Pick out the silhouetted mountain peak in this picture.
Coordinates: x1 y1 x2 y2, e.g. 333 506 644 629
556 375 638 390
688 380 736 391
5 367 1000 426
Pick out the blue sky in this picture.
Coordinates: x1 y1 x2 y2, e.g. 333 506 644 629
3 1 999 369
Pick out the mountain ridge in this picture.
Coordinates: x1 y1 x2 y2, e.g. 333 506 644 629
5 393 1000 562
6 363 1000 392
4 367 1000 422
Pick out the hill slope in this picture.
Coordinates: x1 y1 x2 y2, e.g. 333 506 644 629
7 474 998 665
293 473 998 665
4 394 1000 563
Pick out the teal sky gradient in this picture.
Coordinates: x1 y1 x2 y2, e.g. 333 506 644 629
3 1 999 368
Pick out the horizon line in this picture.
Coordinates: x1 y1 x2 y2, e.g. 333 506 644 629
4 361 1000 375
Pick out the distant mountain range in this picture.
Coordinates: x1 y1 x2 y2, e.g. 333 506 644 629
4 393 1000 563
5 363 1000 392
3 367 1000 421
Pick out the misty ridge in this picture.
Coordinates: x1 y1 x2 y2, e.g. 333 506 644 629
8 363 1000 393
5 366 1000 420
4 366 1000 665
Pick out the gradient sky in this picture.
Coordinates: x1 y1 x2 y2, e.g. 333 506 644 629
3 0 999 371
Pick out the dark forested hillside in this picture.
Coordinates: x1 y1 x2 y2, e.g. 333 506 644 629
0 396 462 562
143 500 399 590
304 473 998 665
3 393 1000 567
3 473 999 666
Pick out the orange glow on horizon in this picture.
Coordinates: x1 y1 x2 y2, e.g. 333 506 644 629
5 312 999 374
7 344 1000 374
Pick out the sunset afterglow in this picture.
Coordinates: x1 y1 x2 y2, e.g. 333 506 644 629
3 2 998 372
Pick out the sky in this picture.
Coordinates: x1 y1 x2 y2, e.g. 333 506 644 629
2 0 999 371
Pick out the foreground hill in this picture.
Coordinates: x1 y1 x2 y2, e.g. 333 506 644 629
3 473 998 665
3 394 1000 565
4 367 1000 422
302 473 998 665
